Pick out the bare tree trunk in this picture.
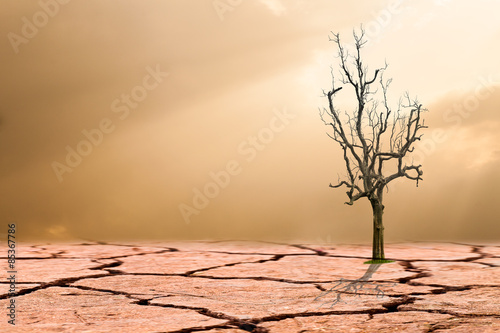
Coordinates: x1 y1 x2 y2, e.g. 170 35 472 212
370 200 385 260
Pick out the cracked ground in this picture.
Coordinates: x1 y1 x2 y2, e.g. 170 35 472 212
1 241 499 332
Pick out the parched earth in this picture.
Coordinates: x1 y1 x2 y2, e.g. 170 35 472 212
1 241 499 332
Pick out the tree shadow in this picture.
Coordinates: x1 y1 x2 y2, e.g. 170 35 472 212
314 263 397 308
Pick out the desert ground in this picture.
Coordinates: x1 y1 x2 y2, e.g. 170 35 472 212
1 240 499 332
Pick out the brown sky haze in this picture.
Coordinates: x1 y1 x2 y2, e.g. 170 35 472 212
1 0 499 242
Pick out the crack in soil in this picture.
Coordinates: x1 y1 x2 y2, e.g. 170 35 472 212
290 244 329 256
0 258 124 299
98 270 337 285
402 307 500 319
0 273 112 299
88 240 181 253
204 250 319 257
5 241 500 332
0 247 178 261
89 259 123 270
136 299 270 333
184 254 285 275
381 295 416 312
68 284 140 298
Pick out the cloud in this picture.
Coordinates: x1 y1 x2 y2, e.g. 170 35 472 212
0 1 499 243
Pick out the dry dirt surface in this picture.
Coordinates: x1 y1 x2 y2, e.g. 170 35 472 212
1 241 500 332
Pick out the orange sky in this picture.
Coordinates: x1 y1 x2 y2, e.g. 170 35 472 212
1 0 499 242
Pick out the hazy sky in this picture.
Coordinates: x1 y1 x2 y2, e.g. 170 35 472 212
1 0 499 242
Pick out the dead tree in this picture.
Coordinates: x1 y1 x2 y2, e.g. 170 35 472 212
319 29 427 261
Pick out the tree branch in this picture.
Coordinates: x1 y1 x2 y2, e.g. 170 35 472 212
323 27 427 205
